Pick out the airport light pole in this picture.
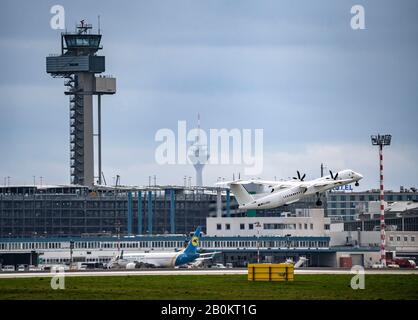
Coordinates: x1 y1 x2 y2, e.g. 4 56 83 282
116 221 121 253
371 134 392 267
255 222 261 263
285 234 291 249
69 241 74 268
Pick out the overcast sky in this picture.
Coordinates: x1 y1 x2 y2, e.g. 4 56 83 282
0 0 417 190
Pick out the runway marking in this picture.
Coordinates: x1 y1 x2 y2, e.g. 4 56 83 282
0 269 417 279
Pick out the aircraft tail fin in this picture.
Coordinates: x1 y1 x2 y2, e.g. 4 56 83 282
294 257 307 268
184 226 200 256
230 183 254 207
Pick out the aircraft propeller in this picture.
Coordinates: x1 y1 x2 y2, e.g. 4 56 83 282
292 171 306 181
329 170 339 180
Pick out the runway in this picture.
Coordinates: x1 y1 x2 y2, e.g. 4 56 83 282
1 268 418 279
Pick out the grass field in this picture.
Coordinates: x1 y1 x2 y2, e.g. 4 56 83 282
0 274 417 300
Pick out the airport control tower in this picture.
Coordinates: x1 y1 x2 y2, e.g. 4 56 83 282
46 21 116 186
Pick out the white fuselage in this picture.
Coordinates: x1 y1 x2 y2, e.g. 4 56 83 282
248 185 306 209
114 251 181 268
242 170 362 210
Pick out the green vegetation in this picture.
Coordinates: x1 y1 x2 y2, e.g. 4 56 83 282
0 274 417 300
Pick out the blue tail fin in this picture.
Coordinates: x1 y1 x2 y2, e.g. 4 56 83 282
184 226 200 256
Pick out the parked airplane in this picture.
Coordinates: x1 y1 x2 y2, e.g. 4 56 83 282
108 227 220 269
285 256 308 268
217 169 363 210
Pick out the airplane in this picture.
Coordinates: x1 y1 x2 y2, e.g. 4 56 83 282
217 169 363 210
108 226 220 269
285 256 308 268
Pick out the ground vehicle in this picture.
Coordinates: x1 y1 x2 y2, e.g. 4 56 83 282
395 259 416 268
79 262 104 270
28 265 42 271
41 264 70 272
385 258 416 269
1 265 16 272
17 264 27 271
212 263 226 269
77 263 88 271
226 263 233 268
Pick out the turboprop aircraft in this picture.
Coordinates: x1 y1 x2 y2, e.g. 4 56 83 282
108 226 220 269
217 169 363 210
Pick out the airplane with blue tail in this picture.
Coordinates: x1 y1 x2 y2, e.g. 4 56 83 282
108 226 220 269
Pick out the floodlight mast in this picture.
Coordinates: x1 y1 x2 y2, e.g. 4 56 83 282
370 134 392 267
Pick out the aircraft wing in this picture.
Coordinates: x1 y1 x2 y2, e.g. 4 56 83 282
196 252 222 261
199 252 222 257
215 181 235 187
311 179 353 188
216 179 292 187
215 180 259 186
195 256 217 261
285 199 300 205
244 180 301 188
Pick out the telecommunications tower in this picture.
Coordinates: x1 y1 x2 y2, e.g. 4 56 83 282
188 114 209 187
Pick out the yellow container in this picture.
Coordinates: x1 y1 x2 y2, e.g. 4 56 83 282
248 263 294 282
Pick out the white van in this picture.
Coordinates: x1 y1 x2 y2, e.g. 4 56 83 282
28 265 42 271
1 265 15 272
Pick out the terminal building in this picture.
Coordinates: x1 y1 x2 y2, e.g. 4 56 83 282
0 185 230 238
1 184 416 238
0 184 334 268
1 184 417 268
0 184 320 239
2 206 402 268
326 187 418 221
0 208 335 268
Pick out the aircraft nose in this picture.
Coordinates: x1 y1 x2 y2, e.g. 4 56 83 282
356 172 363 180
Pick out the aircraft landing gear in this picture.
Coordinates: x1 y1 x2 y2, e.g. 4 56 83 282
355 181 359 187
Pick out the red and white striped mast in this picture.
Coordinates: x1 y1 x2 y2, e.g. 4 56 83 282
371 134 392 267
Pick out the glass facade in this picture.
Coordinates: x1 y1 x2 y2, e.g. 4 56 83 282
2 186 416 238
0 186 236 238
344 216 418 231
326 190 418 222
64 35 101 48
